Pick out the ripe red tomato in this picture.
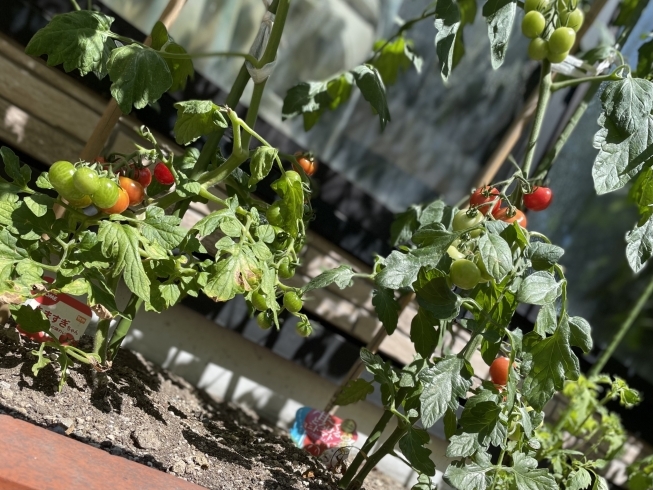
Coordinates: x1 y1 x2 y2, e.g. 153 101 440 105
100 187 129 214
58 333 76 346
153 162 174 185
295 152 318 176
493 207 528 228
16 325 51 343
523 186 553 211
490 357 510 386
469 186 501 215
134 167 152 187
119 176 145 206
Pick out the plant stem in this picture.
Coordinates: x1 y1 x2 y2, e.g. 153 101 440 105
522 60 552 179
93 319 110 363
549 69 624 92
461 332 483 361
589 272 653 376
347 425 408 490
241 82 267 150
106 296 143 361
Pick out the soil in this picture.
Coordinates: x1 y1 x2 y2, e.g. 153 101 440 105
0 324 405 490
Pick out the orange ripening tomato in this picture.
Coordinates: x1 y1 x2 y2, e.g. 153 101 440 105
490 357 510 386
493 207 528 228
295 152 318 176
119 176 145 206
100 187 129 214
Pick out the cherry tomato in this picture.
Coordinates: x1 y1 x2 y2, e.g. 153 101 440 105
278 258 295 279
447 246 466 261
547 50 569 63
549 27 575 53
295 153 318 176
469 186 501 215
119 176 145 206
256 312 273 330
100 187 129 214
528 38 549 61
73 167 100 195
266 203 283 226
523 186 553 211
490 357 510 386
59 333 76 346
91 178 120 208
521 11 546 38
153 162 174 185
283 291 303 313
449 259 481 290
452 209 484 232
251 291 268 311
560 8 583 31
134 167 152 187
525 0 549 11
295 319 312 337
494 207 528 228
67 195 93 208
16 325 51 343
49 161 86 201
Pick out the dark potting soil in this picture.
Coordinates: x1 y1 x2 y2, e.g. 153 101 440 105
0 324 406 490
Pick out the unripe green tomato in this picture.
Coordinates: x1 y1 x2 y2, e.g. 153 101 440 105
560 8 583 31
449 259 481 290
470 228 484 238
283 291 303 313
521 11 546 39
447 246 466 261
251 291 268 311
49 161 86 201
452 210 484 231
295 319 312 337
91 178 120 209
524 0 549 12
548 27 575 53
67 195 93 208
256 312 272 330
266 203 283 226
73 167 100 195
278 258 295 279
528 38 549 61
547 50 569 63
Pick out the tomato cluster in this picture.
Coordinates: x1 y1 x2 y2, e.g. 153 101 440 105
49 159 168 214
522 0 583 63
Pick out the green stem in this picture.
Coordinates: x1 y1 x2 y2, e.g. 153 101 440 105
347 425 408 490
93 319 110 363
589 271 653 376
197 151 249 188
549 68 624 93
461 332 483 361
241 82 267 150
156 50 259 66
522 60 552 179
106 296 143 361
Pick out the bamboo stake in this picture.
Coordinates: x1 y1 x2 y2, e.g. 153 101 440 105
326 292 416 415
471 0 609 188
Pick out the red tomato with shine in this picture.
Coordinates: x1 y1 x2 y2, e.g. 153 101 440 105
490 357 510 386
470 186 501 215
100 187 129 214
134 167 152 187
294 152 318 176
119 176 145 206
523 187 553 211
154 162 174 185
493 207 528 228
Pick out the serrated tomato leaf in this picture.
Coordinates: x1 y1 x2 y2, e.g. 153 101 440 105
173 100 226 145
419 356 472 428
399 427 435 476
372 287 400 335
334 378 374 406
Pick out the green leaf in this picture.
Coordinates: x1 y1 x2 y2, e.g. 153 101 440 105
601 78 653 135
419 200 455 228
360 348 399 405
434 0 462 81
270 173 304 238
477 233 512 281
411 224 457 248
9 304 50 333
1 147 31 191
35 172 53 190
24 195 55 218
534 302 557 337
25 10 115 77
419 356 472 428
31 346 52 377
636 39 653 79
162 43 194 92
511 452 557 490
334 378 374 406
412 474 432 490
615 0 640 25
108 44 172 114
630 167 653 222
135 206 186 249
568 316 592 353
150 21 168 50
482 0 517 69
444 461 490 490
371 37 422 86
516 271 561 305
282 80 330 120
567 468 592 490
399 428 435 476
191 206 237 237
444 408 458 439
350 64 391 130
410 308 440 358
522 319 580 410
375 250 421 289
626 213 653 272
446 431 485 458
415 277 460 320
302 265 355 293
97 221 151 301
249 147 278 186
526 242 565 271
173 100 227 145
501 221 530 249
372 288 400 335
203 245 261 302
390 205 421 247
460 399 501 438
326 74 354 110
